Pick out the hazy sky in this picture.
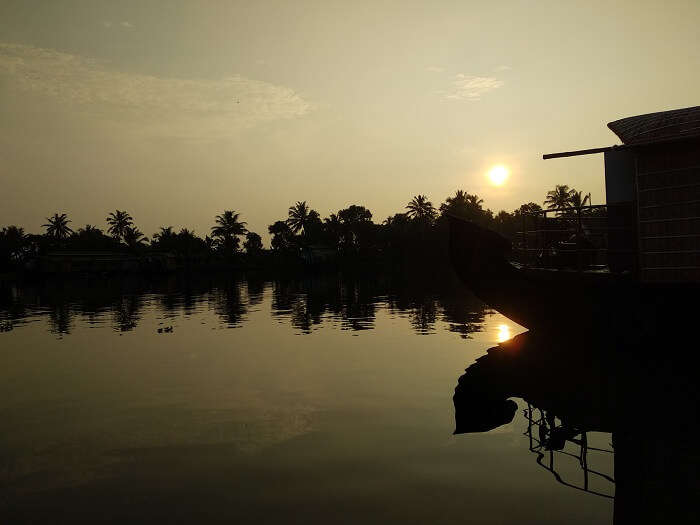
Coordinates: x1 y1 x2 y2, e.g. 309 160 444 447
1 0 698 241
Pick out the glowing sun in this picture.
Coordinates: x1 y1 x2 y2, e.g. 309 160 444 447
487 165 509 186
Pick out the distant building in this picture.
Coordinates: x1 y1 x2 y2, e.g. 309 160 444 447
300 244 337 265
30 251 177 274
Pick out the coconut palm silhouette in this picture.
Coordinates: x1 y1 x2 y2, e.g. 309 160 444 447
123 226 148 248
287 201 312 234
43 213 73 240
106 210 134 241
211 211 247 254
544 185 574 212
405 195 437 222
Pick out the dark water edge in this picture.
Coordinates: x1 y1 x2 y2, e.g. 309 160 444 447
0 270 621 524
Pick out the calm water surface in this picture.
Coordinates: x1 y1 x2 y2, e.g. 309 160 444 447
0 274 613 523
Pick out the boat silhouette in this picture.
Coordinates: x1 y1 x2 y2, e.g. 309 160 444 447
453 330 699 524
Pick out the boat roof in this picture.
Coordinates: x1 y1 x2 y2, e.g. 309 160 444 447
544 105 700 159
608 105 700 145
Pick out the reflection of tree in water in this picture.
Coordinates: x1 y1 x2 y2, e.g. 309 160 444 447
388 293 439 334
211 282 248 327
0 285 28 329
440 292 486 338
111 295 144 332
271 279 329 333
48 303 73 336
334 280 377 331
388 280 486 336
269 274 485 335
246 278 265 307
3 273 488 338
157 277 184 317
269 277 379 333
411 299 439 334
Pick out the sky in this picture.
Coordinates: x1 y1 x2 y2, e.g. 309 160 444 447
1 0 699 242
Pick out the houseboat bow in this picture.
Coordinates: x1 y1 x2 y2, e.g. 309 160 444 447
449 106 700 330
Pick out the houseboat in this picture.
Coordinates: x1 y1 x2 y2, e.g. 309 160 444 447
449 105 700 330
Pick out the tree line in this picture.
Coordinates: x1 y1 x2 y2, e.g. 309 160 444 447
0 184 592 271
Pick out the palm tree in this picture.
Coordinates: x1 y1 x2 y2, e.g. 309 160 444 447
0 226 29 263
286 201 311 234
465 194 484 208
123 226 148 248
152 226 174 243
405 195 436 222
440 190 484 214
2 225 27 242
211 211 247 253
79 224 101 235
568 190 591 210
106 210 134 241
244 232 263 254
439 190 490 225
544 185 573 211
43 213 73 240
568 190 592 233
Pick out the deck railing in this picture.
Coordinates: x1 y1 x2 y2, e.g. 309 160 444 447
524 404 615 499
514 204 634 272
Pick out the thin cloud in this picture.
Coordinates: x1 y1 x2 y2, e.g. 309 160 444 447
120 21 134 29
425 66 445 73
0 43 312 138
444 74 504 101
493 65 511 72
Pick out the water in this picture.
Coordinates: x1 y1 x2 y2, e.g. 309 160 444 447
0 273 614 524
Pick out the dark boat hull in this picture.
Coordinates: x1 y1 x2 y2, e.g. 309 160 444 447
447 215 639 331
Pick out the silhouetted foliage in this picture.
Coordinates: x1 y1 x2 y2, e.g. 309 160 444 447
286 201 311 234
0 184 593 273
439 190 493 226
106 210 134 241
406 195 437 224
268 220 295 252
68 225 119 251
0 226 32 269
212 211 247 256
123 226 148 250
43 213 73 240
544 185 574 213
244 232 263 254
151 227 209 256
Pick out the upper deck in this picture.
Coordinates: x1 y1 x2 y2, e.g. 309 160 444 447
529 106 700 283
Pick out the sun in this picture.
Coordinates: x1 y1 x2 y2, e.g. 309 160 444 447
487 165 509 186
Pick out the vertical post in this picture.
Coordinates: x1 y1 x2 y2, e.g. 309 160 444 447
522 211 527 267
577 207 582 272
581 432 589 491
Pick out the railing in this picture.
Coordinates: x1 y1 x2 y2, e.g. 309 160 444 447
524 404 615 499
514 204 635 272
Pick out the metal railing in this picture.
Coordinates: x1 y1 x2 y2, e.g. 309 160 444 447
514 205 634 272
524 404 615 499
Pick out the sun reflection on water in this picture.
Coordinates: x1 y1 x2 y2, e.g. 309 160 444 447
497 324 511 343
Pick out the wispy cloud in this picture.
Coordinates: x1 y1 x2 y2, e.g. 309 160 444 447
443 74 504 101
0 43 312 138
493 65 511 72
120 21 134 29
